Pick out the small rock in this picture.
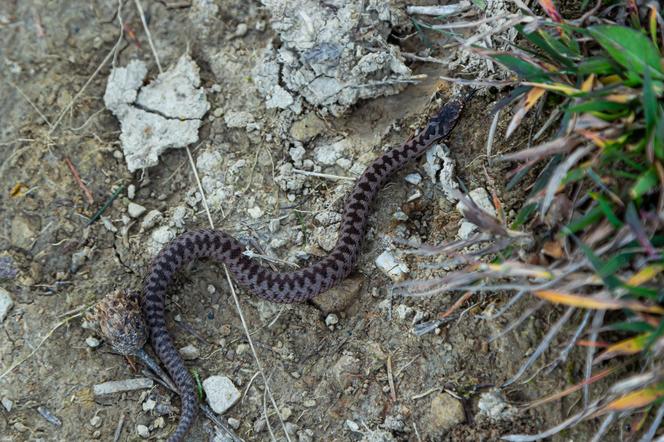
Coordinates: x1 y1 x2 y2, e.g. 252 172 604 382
394 304 414 321
228 417 241 430
10 215 40 250
140 210 163 231
85 336 101 348
101 217 118 233
0 288 14 323
477 390 517 421
429 393 465 432
325 313 339 327
298 429 314 442
127 184 136 199
203 376 241 414
404 173 422 185
153 416 165 429
456 188 496 217
346 419 360 432
128 202 147 218
142 398 156 412
179 344 200 360
90 415 102 428
280 407 292 421
236 343 249 355
0 255 17 279
290 113 326 142
375 250 409 281
1 397 13 412
312 275 363 314
136 424 149 438
392 210 408 221
247 206 263 219
303 399 316 408
93 378 154 396
383 415 405 431
361 429 396 442
224 110 254 128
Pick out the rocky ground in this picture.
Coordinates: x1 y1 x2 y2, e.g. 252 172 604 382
1 1 607 441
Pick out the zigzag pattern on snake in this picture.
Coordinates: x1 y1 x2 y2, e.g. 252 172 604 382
141 95 466 442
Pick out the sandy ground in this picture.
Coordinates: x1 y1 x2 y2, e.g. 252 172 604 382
0 1 608 441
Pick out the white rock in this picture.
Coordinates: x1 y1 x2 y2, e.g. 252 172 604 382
424 144 459 201
142 398 156 412
247 206 263 219
140 210 163 231
85 336 101 348
148 226 176 256
203 376 241 414
266 85 294 109
104 55 209 172
228 417 241 430
325 313 339 326
136 424 149 438
456 188 497 239
457 221 477 240
404 173 422 185
101 216 118 233
1 397 13 412
127 184 136 200
289 145 306 163
375 251 409 281
0 288 14 323
93 378 154 396
314 139 347 165
346 419 360 432
127 202 147 218
394 304 414 321
477 390 518 421
224 111 254 128
179 344 200 360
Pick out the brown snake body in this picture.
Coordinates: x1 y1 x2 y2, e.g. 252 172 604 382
141 96 466 441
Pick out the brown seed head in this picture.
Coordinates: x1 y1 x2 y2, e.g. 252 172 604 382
87 290 147 355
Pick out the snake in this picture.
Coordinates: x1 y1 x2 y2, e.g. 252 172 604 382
140 95 467 441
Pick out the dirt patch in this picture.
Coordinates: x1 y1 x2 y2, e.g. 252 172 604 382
1 1 606 441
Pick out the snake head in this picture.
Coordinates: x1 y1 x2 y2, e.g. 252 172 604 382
87 290 147 356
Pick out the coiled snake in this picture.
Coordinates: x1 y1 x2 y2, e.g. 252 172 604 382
141 95 467 441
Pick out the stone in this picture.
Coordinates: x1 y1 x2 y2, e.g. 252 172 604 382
404 173 422 185
127 202 147 218
93 378 154 396
0 288 14 323
311 274 363 314
227 417 241 430
325 313 339 327
10 215 40 250
375 250 409 281
1 397 13 412
140 210 163 231
429 393 465 432
361 429 396 442
203 376 241 414
85 336 101 348
90 415 102 428
179 344 200 360
290 113 326 142
477 390 517 421
136 424 149 438
142 398 156 411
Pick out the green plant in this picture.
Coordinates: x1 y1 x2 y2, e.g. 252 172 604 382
403 1 664 439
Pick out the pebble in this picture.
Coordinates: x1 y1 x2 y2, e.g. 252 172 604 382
85 336 101 348
10 215 39 250
153 416 165 429
136 424 149 438
394 304 414 321
1 397 13 412
325 313 339 327
456 188 497 239
179 344 200 360
0 287 14 323
375 250 409 281
361 429 396 442
93 378 154 396
203 376 241 414
428 393 465 432
303 399 316 408
280 407 292 421
127 184 136 200
70 249 88 273
142 398 156 412
224 110 254 128
346 419 360 432
247 206 263 219
127 202 147 218
228 417 241 430
236 343 249 355
140 210 163 231
392 210 408 221
477 390 518 421
90 415 102 428
404 173 422 185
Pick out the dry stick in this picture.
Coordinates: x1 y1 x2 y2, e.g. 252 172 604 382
112 414 125 442
387 354 397 402
64 157 95 204
48 0 125 135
